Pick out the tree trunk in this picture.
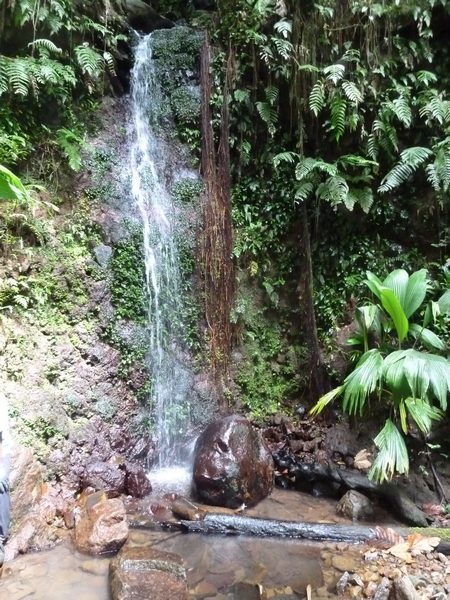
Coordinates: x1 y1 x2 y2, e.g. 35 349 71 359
298 202 329 401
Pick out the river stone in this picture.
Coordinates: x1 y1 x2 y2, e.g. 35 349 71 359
124 462 152 498
82 462 125 497
392 577 420 600
336 490 374 521
73 492 128 555
110 545 187 600
193 415 274 508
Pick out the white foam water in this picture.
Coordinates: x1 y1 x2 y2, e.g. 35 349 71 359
129 32 194 470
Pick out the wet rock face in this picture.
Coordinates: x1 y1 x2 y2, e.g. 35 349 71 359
110 544 188 600
193 415 274 508
73 491 128 555
124 461 152 498
82 462 126 497
336 490 374 521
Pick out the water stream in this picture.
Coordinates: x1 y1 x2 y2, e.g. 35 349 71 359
130 32 194 473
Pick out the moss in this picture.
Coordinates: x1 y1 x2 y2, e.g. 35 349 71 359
151 27 203 64
232 285 306 420
172 178 203 204
171 86 200 123
110 229 147 323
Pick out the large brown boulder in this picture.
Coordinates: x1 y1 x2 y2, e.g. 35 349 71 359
193 415 274 508
110 545 188 600
73 491 128 555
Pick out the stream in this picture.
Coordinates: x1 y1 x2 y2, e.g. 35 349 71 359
0 488 378 599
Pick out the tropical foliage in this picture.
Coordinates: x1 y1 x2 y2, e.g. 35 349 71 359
311 268 450 482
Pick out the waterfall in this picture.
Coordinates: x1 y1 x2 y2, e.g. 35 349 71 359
130 32 194 473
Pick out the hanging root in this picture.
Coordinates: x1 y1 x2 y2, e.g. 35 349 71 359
199 33 235 398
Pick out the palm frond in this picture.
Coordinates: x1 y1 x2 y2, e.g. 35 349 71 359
369 419 409 482
342 349 383 416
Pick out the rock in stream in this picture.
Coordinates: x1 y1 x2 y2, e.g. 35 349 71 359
193 415 274 508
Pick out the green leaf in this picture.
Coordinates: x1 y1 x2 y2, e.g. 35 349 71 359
437 289 450 314
403 269 428 318
369 419 409 482
409 323 446 351
342 349 383 416
310 385 344 416
383 269 408 308
379 286 409 342
365 271 383 299
404 397 443 433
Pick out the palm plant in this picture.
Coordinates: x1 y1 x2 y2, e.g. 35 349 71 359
311 268 450 483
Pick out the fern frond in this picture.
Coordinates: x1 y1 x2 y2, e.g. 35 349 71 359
324 63 345 85
329 95 347 141
273 18 292 38
379 148 432 193
0 57 9 96
295 157 337 181
273 37 293 60
391 93 412 127
74 44 104 77
256 101 277 135
28 38 62 54
6 58 31 96
317 175 349 206
265 85 279 104
342 80 363 104
309 81 325 116
295 181 315 201
347 187 374 213
273 151 298 168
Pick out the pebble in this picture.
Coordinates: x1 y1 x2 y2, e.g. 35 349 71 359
331 555 359 573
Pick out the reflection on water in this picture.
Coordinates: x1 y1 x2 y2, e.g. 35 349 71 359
0 489 387 599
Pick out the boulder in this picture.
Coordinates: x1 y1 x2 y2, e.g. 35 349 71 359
336 490 374 521
193 415 274 508
124 462 152 498
122 0 174 33
110 545 188 600
82 461 126 497
73 491 128 555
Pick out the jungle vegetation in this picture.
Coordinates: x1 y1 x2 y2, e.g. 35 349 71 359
1 0 449 483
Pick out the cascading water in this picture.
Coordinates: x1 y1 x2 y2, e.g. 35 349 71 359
130 32 195 479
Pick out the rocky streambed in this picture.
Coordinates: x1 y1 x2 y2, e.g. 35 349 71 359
1 487 450 599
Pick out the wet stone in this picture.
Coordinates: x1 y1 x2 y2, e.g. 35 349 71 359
336 490 374 521
110 544 188 600
193 415 274 508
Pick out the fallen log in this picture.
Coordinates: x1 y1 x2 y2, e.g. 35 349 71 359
177 512 450 555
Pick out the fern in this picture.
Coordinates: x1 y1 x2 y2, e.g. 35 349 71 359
295 181 315 201
329 95 347 141
6 58 31 96
309 81 325 116
256 101 277 135
317 175 349 206
324 63 345 85
342 80 363 104
347 187 374 213
273 37 293 60
379 147 433 193
74 44 104 78
28 38 62 54
273 18 292 38
273 151 299 168
295 157 337 181
57 128 84 172
391 93 412 127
